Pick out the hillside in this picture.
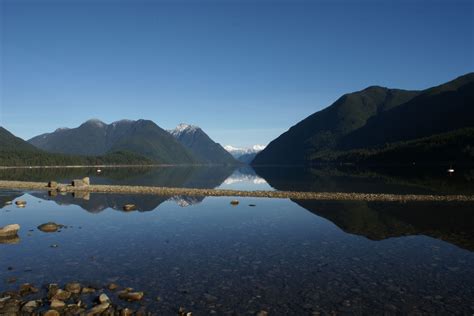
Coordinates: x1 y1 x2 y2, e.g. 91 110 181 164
253 73 473 165
253 86 419 165
29 119 197 164
1 126 152 166
169 124 237 164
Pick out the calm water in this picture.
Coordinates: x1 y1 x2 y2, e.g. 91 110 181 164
1 166 473 314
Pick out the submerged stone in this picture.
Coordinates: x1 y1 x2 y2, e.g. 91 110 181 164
38 222 62 233
123 204 137 211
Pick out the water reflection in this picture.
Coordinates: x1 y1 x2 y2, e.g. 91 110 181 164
254 165 474 195
294 200 474 251
1 165 472 195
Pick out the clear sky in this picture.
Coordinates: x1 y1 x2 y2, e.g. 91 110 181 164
1 0 473 147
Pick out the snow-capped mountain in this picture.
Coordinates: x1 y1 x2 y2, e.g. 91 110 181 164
224 144 265 163
224 144 265 157
168 123 237 164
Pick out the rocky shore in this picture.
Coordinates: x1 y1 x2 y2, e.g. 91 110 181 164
0 281 193 315
0 180 473 202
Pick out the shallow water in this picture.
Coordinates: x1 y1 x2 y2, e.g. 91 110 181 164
0 166 473 314
1 190 473 314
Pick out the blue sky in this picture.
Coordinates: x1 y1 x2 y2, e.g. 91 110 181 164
1 0 473 147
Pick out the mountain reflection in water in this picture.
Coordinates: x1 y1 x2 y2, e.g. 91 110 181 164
1 165 473 252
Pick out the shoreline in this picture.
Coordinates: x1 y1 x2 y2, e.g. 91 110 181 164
0 180 473 202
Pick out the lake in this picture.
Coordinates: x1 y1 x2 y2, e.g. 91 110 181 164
1 165 473 314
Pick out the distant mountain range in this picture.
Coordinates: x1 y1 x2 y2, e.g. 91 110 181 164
169 123 237 164
253 73 474 165
224 145 265 163
28 119 197 164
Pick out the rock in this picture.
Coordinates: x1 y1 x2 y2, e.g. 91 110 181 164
47 284 59 299
122 204 137 211
120 308 134 316
21 300 39 312
4 201 12 205
48 181 58 188
86 302 110 315
257 311 268 316
107 283 119 291
38 222 62 233
118 291 144 301
57 185 67 193
52 289 71 301
65 282 81 294
98 293 110 304
82 287 96 294
15 200 26 206
249 204 256 207
50 299 65 309
230 200 239 205
71 179 87 187
44 310 60 316
0 224 20 237
82 177 90 185
19 283 39 296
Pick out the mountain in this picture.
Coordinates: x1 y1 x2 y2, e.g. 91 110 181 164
0 126 40 152
224 145 265 163
29 119 197 164
1 126 152 166
169 124 237 164
253 73 474 165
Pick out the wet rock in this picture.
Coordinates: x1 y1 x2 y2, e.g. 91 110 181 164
107 283 119 291
21 300 40 312
52 289 71 301
82 287 96 294
65 282 82 294
19 283 39 296
38 222 63 233
120 308 134 316
249 204 256 207
86 302 110 315
44 310 61 316
4 201 12 205
99 293 110 304
47 284 59 299
230 200 239 206
15 200 26 207
122 204 137 211
0 224 20 237
118 291 144 301
257 311 268 316
50 298 65 309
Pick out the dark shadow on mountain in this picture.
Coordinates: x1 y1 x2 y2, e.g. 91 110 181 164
253 165 474 195
294 199 474 252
